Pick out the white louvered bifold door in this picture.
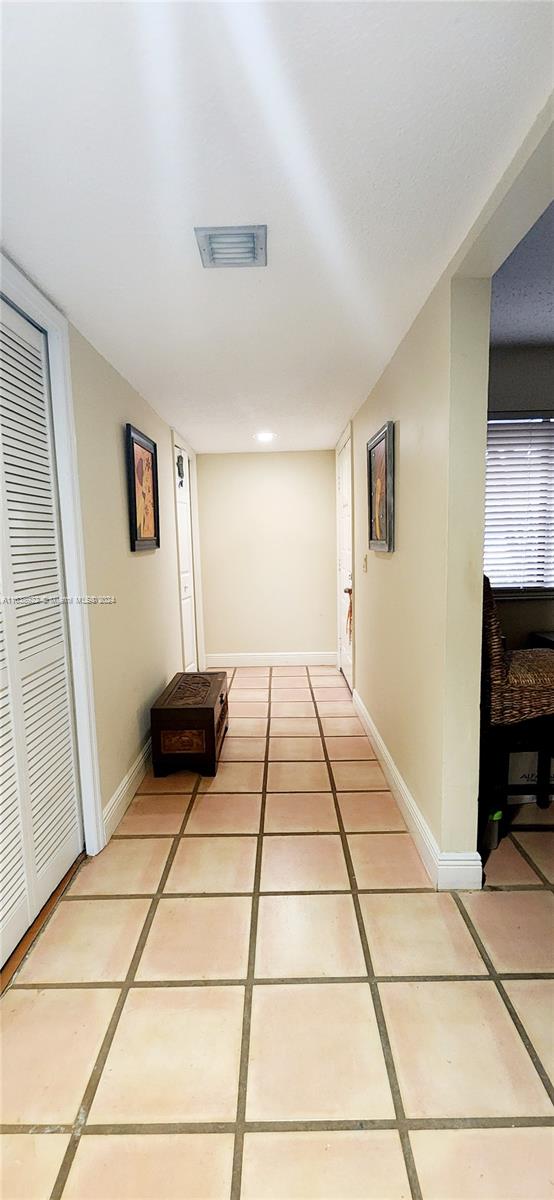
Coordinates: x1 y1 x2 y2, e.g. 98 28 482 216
0 298 83 964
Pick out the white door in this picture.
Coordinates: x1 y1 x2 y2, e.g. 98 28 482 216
174 445 198 671
337 435 353 689
0 299 83 964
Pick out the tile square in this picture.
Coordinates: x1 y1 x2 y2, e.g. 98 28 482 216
138 769 197 794
271 677 311 689
272 666 307 676
349 833 429 888
137 896 252 980
0 988 119 1123
241 1131 409 1200
270 717 320 736
255 894 365 978
68 839 172 896
379 980 552 1117
228 688 268 702
234 668 269 678
327 736 376 760
229 702 269 717
116 794 189 836
64 1134 234 1200
360 893 487 977
513 832 554 882
338 792 406 832
0 1134 70 1200
410 1128 554 1200
316 701 357 717
312 686 350 700
311 676 349 689
331 761 387 791
484 839 541 886
246 983 394 1119
269 737 324 761
186 793 261 834
260 835 349 891
503 979 554 1079
269 689 313 702
17 899 150 983
228 717 268 736
267 762 330 792
460 891 554 973
89 987 244 1122
320 716 365 736
199 762 264 793
271 702 315 718
220 737 266 761
264 793 338 833
309 666 342 676
165 836 257 893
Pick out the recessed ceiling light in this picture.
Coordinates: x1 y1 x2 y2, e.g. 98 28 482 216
195 225 267 268
254 430 275 444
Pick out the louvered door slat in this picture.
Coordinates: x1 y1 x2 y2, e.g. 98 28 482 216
0 611 29 952
0 298 83 965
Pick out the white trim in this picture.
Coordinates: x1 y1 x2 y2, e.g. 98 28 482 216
335 422 352 456
1 254 105 856
173 430 206 671
103 739 151 842
353 689 482 891
206 651 338 668
335 425 354 689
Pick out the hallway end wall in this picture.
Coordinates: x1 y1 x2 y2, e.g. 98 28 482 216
197 451 336 659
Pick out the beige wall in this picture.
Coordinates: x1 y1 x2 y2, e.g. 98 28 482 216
352 277 490 853
197 451 336 655
70 327 182 809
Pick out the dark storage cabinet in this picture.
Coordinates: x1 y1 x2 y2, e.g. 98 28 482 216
151 672 228 777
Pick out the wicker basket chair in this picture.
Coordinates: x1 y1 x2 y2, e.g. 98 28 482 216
482 576 554 724
479 577 554 849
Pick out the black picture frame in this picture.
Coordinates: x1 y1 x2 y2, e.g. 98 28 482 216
367 420 395 553
125 423 160 551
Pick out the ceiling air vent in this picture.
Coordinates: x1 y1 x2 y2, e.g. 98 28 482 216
194 225 267 268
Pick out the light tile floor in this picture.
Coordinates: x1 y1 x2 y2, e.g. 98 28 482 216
1 665 553 1200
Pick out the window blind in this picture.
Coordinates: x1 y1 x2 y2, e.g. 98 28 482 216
484 418 554 589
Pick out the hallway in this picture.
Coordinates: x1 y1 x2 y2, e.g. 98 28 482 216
2 666 553 1200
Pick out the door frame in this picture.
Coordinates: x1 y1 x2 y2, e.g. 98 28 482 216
1 254 105 855
336 422 354 685
172 430 206 670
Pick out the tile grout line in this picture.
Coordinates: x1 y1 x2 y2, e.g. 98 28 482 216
4 1115 554 1137
450 891 554 1105
307 668 424 1200
9 968 554 995
48 775 203 1200
229 664 272 1200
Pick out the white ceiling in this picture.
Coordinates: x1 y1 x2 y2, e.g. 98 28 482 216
491 201 553 346
2 3 552 452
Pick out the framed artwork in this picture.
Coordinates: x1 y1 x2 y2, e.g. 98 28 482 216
125 424 160 551
367 420 395 552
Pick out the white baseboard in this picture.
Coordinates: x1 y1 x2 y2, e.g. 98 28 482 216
352 690 482 891
103 739 151 844
205 651 338 668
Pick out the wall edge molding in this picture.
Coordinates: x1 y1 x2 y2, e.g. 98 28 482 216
206 651 338 667
103 739 151 845
352 689 482 891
